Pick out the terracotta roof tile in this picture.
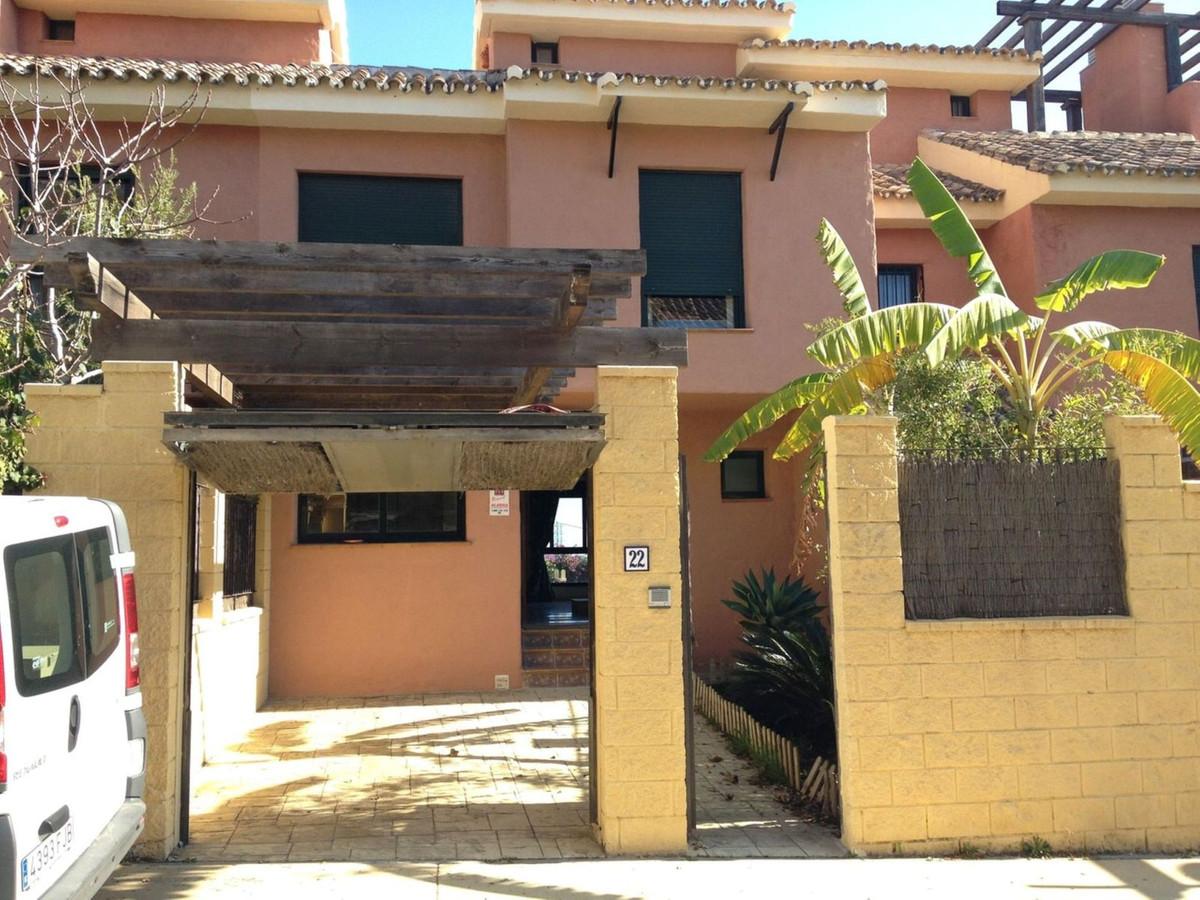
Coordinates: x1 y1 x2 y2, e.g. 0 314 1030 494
505 64 885 93
873 163 1004 203
0 53 886 98
0 53 505 92
925 129 1200 177
744 38 1037 60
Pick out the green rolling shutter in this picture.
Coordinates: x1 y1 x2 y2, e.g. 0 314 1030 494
298 173 463 246
638 170 745 328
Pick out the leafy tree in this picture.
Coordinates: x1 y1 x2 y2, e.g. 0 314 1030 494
706 158 1196 468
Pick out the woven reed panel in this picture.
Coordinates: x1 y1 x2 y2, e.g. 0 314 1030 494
178 442 340 495
898 454 1127 620
459 438 605 491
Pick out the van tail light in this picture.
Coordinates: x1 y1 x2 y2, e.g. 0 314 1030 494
122 572 140 691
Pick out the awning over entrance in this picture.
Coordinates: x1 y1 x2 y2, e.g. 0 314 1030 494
164 410 607 494
15 236 687 493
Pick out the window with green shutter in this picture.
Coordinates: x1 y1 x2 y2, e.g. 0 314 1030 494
638 170 745 329
298 173 463 246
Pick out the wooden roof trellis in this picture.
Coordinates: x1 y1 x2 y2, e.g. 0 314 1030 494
14 237 688 411
976 0 1200 131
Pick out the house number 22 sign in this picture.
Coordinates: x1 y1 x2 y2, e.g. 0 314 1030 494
624 546 650 572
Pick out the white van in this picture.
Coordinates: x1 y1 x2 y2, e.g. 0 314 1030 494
0 497 147 900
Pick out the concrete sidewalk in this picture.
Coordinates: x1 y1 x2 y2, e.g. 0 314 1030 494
99 856 1200 898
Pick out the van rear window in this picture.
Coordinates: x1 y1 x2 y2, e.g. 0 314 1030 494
5 536 85 696
78 527 120 669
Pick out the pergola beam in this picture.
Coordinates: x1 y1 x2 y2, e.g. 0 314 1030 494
66 252 153 319
92 319 688 370
997 0 1199 27
514 265 592 406
184 363 236 407
13 237 647 277
1041 0 1153 85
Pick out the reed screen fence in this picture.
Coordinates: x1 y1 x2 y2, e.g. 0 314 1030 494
897 448 1127 620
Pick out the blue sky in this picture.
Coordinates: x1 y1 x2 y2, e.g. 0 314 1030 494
344 0 1189 70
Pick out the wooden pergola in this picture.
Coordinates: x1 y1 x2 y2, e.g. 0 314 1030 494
978 0 1200 131
17 237 686 410
16 237 689 493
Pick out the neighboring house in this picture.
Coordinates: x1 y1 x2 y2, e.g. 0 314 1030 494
2 0 1198 691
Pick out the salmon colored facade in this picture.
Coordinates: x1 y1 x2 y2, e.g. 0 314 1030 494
6 0 1200 695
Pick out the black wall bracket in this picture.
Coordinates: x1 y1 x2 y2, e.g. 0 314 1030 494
607 96 623 180
768 101 795 183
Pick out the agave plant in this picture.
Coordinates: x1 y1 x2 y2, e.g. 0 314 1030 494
706 157 1200 464
722 568 821 632
721 570 835 759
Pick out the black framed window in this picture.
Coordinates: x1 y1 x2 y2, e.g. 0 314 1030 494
878 264 924 309
13 163 136 235
45 17 75 41
950 95 973 117
532 42 559 65
1192 246 1199 329
5 535 85 697
721 451 766 500
639 170 745 329
298 492 466 544
298 174 463 246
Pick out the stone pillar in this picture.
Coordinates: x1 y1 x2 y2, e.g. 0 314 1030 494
24 362 190 859
591 366 687 854
822 415 904 852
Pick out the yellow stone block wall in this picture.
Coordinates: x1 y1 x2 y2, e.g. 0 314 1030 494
255 496 272 708
24 362 190 860
827 414 1200 856
592 366 688 855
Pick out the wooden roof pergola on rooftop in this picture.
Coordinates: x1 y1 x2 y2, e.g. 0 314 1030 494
15 237 689 493
16 237 686 411
977 0 1200 132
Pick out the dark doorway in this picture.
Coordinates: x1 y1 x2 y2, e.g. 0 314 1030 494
521 478 591 627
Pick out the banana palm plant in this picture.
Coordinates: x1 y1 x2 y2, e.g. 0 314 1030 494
706 157 1200 465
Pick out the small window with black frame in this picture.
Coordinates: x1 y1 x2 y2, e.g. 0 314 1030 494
721 451 766 500
532 42 559 65
298 492 466 544
878 264 924 309
950 95 973 118
544 493 588 586
45 17 75 41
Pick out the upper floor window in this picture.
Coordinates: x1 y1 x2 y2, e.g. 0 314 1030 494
298 173 463 246
639 170 745 329
298 493 466 544
45 17 75 41
532 42 559 65
878 264 924 309
950 95 973 118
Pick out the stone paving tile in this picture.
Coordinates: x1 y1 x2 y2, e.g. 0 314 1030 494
182 689 596 864
690 711 848 859
181 689 838 864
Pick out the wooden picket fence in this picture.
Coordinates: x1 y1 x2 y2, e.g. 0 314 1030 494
692 674 840 820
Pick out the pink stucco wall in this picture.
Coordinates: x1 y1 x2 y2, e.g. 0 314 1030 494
558 35 737 77
1080 11 1170 133
1027 205 1199 335
505 119 875 403
15 9 324 64
680 405 800 671
1166 81 1200 138
0 0 18 52
871 87 1012 166
876 227 978 306
268 492 523 698
982 205 1039 311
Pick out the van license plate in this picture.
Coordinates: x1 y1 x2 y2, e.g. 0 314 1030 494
20 821 73 892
